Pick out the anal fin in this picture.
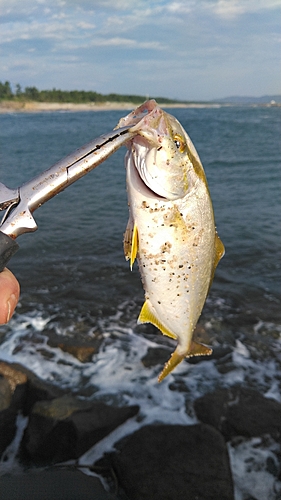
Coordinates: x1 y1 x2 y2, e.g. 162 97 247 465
138 300 177 340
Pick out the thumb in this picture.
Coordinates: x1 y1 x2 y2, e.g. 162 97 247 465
0 268 20 324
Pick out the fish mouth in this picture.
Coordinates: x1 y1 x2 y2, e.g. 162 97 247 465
117 99 170 148
116 99 162 132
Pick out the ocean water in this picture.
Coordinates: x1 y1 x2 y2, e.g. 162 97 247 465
0 105 280 499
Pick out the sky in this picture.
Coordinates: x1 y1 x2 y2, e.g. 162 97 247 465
1 0 281 101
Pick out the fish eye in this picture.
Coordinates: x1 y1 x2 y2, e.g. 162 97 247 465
173 134 186 153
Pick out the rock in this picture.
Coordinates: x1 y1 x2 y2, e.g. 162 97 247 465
0 360 64 415
141 346 172 368
0 376 12 411
57 344 96 363
47 334 102 363
0 407 17 457
0 361 65 459
0 361 27 392
24 373 64 415
0 363 28 458
0 468 113 500
21 395 139 464
194 387 281 441
101 424 234 500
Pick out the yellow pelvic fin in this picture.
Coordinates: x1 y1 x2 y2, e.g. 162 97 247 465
158 341 212 383
138 300 177 340
123 218 138 270
130 223 138 270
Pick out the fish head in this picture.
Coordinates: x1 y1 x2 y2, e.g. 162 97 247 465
117 100 207 201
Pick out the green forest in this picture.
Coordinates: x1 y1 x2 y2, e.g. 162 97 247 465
0 80 181 105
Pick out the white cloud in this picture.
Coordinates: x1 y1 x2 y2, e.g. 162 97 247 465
0 0 280 99
207 0 281 19
89 37 166 50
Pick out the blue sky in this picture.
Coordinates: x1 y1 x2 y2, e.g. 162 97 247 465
1 0 280 100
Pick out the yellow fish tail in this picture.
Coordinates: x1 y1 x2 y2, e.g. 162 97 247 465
158 349 185 382
158 341 213 383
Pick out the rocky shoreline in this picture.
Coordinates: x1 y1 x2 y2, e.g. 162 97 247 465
1 358 280 499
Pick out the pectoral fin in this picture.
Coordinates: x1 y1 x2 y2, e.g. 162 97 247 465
138 300 177 340
158 341 212 382
124 218 138 270
214 232 225 270
208 232 225 293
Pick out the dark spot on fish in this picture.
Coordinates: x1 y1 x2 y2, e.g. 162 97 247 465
179 264 183 268
158 301 161 304
157 146 162 151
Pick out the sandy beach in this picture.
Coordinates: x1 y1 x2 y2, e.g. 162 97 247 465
0 100 215 113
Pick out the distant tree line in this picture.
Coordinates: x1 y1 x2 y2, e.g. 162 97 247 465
0 80 181 105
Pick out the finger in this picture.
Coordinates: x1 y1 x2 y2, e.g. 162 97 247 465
0 268 20 324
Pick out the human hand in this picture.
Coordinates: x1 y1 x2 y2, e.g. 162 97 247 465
0 268 20 324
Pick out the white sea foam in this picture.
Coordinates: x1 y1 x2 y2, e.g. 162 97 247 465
0 414 28 476
1 306 281 499
228 437 281 500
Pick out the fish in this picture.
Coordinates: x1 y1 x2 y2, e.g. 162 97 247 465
116 100 224 382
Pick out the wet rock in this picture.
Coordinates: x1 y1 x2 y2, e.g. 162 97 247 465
47 334 102 363
194 387 281 441
0 361 27 392
0 407 17 457
21 395 139 464
0 376 12 411
24 372 64 415
0 363 29 457
101 424 234 500
0 360 66 459
0 360 64 415
0 467 113 500
141 346 171 368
